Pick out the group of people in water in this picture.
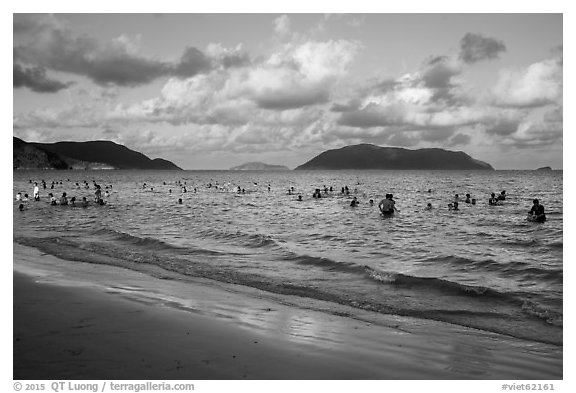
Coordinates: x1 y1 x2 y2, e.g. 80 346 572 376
16 179 109 211
15 177 548 223
299 185 546 222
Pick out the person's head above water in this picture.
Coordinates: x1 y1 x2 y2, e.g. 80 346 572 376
533 198 539 205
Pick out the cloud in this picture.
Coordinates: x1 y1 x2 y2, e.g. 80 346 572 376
337 103 406 128
386 131 420 147
13 64 72 92
205 43 251 69
347 15 366 28
420 127 456 142
12 14 228 88
421 55 461 89
459 33 506 64
231 39 361 110
485 119 520 136
491 58 562 108
449 133 472 146
274 15 291 36
501 121 562 149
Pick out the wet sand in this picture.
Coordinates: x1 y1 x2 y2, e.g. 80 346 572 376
13 242 562 380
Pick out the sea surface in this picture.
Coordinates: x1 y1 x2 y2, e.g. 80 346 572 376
12 170 563 345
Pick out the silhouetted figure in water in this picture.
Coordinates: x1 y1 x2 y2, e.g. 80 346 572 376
489 193 499 205
528 199 546 223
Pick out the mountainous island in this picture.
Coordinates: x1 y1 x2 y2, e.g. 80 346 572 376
13 137 181 170
230 162 290 171
295 144 494 170
536 166 553 171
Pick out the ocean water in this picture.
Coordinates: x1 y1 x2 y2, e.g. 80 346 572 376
12 170 563 345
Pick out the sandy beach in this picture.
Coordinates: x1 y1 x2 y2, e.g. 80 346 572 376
13 242 562 381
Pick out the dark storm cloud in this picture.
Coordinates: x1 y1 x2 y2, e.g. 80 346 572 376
13 14 230 89
13 63 72 93
221 51 252 69
255 89 330 110
449 133 472 146
485 119 520 136
505 127 562 149
421 56 460 89
459 33 506 64
331 99 362 113
171 47 212 77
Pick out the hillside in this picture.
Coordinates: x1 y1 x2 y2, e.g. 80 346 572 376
230 162 290 171
13 137 69 169
295 144 494 170
13 138 182 170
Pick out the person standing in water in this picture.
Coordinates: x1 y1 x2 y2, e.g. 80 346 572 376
528 199 546 222
378 194 396 215
489 193 499 205
33 182 40 201
60 192 68 205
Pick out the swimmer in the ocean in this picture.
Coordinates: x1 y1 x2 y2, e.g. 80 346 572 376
350 196 359 207
465 193 471 203
378 194 395 215
426 203 433 210
489 193 499 205
528 199 546 222
497 190 506 201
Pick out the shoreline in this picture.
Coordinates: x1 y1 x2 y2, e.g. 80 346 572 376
13 242 562 380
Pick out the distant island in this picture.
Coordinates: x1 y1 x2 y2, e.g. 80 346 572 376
536 166 553 171
230 162 290 171
13 137 182 170
295 144 494 170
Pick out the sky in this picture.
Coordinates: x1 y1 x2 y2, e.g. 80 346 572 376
12 12 563 170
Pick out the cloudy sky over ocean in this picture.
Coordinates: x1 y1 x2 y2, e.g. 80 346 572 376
12 11 563 170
